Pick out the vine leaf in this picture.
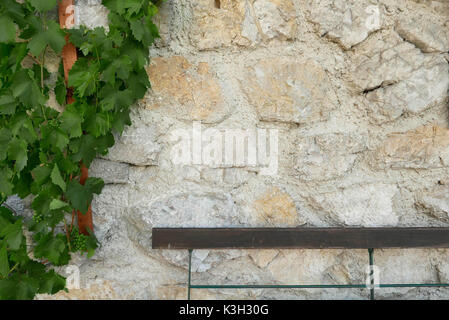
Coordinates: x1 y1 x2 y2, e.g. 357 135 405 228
29 0 58 13
50 164 66 192
37 269 66 294
11 69 46 106
85 113 111 138
54 76 67 106
68 58 100 97
49 199 69 211
66 178 104 214
42 126 69 152
0 128 12 161
31 165 51 186
0 95 17 115
0 245 9 277
0 168 13 196
70 135 96 166
60 105 83 138
7 138 28 172
0 220 23 250
0 15 16 43
27 20 66 56
34 233 69 265
102 55 133 84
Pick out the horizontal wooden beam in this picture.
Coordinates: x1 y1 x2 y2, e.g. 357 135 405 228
152 228 449 249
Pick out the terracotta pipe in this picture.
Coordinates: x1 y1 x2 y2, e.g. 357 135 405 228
58 0 93 235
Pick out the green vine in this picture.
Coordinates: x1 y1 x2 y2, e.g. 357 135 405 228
0 0 161 299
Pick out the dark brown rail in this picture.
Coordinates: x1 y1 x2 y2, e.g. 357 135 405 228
152 227 449 249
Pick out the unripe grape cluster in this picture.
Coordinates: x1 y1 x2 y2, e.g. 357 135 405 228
33 213 43 223
71 229 88 252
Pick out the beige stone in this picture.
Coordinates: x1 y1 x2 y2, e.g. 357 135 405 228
351 30 449 123
190 0 249 49
294 133 366 181
253 187 300 226
156 285 187 300
267 249 366 285
248 249 279 268
308 184 400 226
396 13 449 53
189 0 297 49
373 125 449 169
37 280 117 300
416 185 449 222
146 56 229 123
305 0 382 50
242 58 335 124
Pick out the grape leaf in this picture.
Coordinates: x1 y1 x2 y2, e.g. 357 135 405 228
0 245 9 277
60 105 83 138
66 178 104 214
0 219 23 250
0 95 17 115
68 59 99 97
85 113 111 138
11 69 46 106
0 167 13 196
27 20 65 56
7 138 28 172
50 164 66 191
29 0 58 12
0 15 16 43
49 199 69 211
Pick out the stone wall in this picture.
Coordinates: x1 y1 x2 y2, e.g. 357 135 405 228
23 0 449 299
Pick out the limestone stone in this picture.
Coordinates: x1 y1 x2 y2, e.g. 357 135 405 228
372 125 449 169
128 192 241 230
253 187 300 226
267 249 366 285
308 184 400 226
242 58 335 124
373 249 440 284
156 285 187 300
102 114 162 166
248 249 278 268
189 0 248 50
75 0 109 30
305 0 382 49
189 0 297 50
351 30 449 123
365 62 449 123
145 56 230 123
396 15 449 53
89 159 129 184
252 0 297 41
37 280 117 300
294 133 366 181
416 185 449 222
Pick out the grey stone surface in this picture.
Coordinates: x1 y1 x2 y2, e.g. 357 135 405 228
36 0 449 300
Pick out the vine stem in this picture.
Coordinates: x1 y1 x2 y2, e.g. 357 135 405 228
58 0 94 236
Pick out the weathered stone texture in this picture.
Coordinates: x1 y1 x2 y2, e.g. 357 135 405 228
372 125 449 169
146 56 230 123
102 118 161 166
294 133 366 181
253 187 300 226
416 185 449 223
305 0 382 49
33 0 449 300
189 0 297 49
351 31 449 123
308 184 400 226
242 58 336 124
